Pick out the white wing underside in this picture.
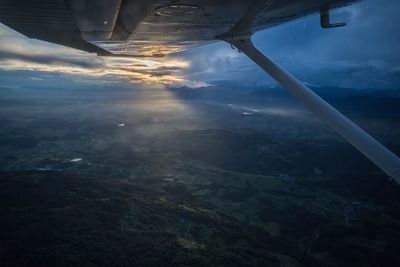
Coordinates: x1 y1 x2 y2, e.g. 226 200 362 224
0 0 355 57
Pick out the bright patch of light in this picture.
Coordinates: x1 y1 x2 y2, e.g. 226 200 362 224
0 24 202 87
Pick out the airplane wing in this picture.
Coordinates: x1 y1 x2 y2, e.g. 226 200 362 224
0 0 354 57
1 0 399 182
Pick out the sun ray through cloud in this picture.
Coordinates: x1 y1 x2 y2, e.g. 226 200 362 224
0 23 208 88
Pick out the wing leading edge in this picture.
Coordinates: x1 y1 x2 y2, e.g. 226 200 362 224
2 0 400 181
0 0 356 57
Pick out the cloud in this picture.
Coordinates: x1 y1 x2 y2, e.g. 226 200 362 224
0 24 196 86
0 50 101 68
179 0 400 88
0 0 399 89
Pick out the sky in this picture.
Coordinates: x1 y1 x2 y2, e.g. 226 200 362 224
0 0 399 89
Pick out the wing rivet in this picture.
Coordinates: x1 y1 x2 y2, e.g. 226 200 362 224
155 4 203 16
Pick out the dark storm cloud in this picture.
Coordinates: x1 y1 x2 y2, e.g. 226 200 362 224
181 0 400 88
0 49 101 68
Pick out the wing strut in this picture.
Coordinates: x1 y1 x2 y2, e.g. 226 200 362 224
225 36 400 184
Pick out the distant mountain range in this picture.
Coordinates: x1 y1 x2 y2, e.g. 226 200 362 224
169 84 400 117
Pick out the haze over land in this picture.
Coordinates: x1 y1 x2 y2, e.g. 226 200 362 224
1 0 400 266
1 78 400 266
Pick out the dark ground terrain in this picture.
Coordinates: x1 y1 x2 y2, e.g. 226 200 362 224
1 81 400 267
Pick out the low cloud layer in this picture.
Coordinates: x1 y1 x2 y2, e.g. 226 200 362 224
0 0 399 89
0 25 198 86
